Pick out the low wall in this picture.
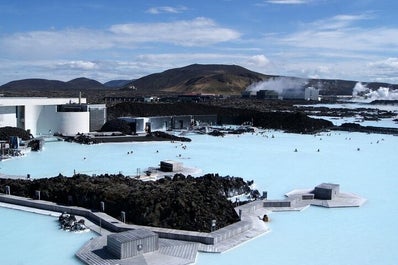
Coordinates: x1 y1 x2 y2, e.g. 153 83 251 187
0 193 253 246
263 200 292 208
211 220 252 244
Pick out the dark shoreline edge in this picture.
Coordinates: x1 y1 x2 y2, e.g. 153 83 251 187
332 123 398 135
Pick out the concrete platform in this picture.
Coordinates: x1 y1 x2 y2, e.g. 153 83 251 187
309 192 366 207
285 188 366 208
135 166 202 181
0 193 271 265
76 236 200 265
75 199 271 265
263 184 366 212
0 183 365 265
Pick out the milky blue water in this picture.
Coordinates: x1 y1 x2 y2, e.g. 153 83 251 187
0 207 95 265
0 118 397 264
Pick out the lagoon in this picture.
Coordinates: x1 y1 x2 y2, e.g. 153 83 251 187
0 127 397 264
0 206 95 265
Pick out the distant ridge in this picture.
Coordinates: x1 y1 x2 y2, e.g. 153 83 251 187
1 64 397 97
103 79 132 88
124 64 398 96
0 77 105 91
0 78 67 90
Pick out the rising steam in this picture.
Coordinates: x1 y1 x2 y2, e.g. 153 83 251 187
352 82 398 101
246 77 308 95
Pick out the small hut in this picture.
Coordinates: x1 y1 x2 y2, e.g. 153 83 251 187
313 183 340 200
160 160 183 172
107 229 159 259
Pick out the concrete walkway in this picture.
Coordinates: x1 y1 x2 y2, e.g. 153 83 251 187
0 193 271 265
75 200 271 265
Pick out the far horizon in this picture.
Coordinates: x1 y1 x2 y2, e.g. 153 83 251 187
0 1 397 85
2 63 398 87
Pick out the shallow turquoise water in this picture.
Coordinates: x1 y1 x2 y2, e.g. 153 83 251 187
0 207 95 265
0 130 397 265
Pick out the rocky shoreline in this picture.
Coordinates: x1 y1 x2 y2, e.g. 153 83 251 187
58 212 89 232
332 123 398 135
56 130 192 144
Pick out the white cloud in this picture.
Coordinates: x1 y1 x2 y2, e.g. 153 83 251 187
1 28 111 58
252 12 398 83
56 60 98 70
146 6 187 14
368 57 398 69
246 54 270 67
366 58 398 82
0 17 241 59
266 56 398 84
309 13 374 30
109 17 240 47
272 13 398 53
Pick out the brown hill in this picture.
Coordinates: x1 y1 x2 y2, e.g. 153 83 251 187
124 64 268 95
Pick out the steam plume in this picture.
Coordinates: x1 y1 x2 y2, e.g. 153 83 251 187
246 77 308 95
352 82 398 100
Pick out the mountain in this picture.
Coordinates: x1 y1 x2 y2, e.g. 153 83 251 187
124 64 268 95
1 64 397 98
103 79 132 88
0 78 68 90
66 77 105 90
124 64 398 96
0 77 105 91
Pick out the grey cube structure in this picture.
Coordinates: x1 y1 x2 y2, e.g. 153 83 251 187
107 229 159 259
160 160 183 172
313 183 340 200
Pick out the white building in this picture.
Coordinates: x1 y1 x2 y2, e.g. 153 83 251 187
0 97 106 136
304 87 320 101
119 114 217 134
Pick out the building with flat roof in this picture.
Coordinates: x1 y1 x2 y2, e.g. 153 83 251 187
119 114 217 134
107 229 159 259
313 183 340 200
160 160 183 172
304 87 320 101
0 97 106 136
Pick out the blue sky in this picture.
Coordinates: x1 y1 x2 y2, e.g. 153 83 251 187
0 0 397 85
